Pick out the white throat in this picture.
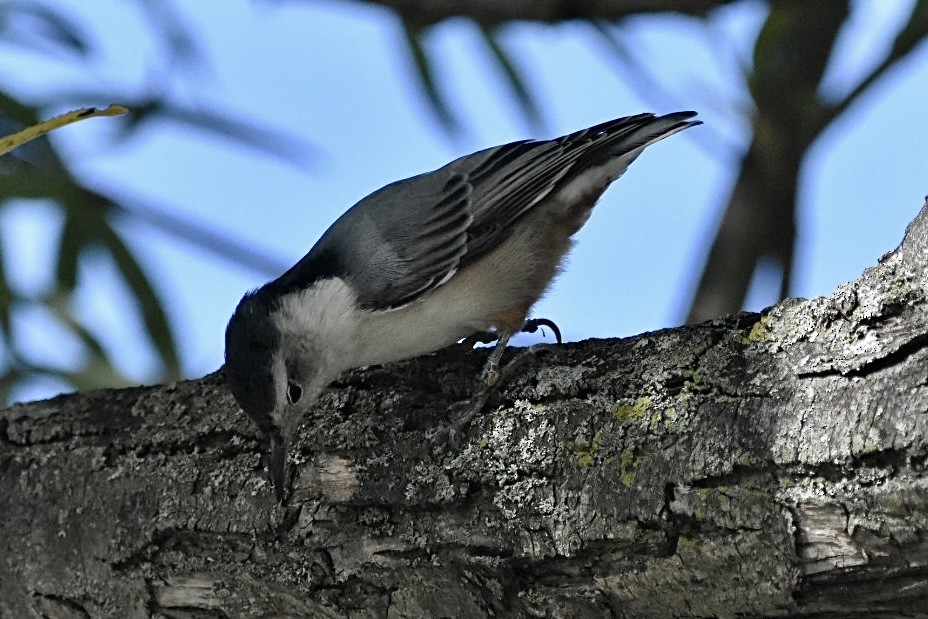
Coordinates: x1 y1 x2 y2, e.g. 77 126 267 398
270 277 361 375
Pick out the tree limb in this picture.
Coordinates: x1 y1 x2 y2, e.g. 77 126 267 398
821 0 928 126
343 0 736 27
3 198 928 616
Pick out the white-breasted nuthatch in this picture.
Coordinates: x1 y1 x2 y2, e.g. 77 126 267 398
225 111 700 498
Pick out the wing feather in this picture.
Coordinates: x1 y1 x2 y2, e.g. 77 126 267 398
272 112 699 310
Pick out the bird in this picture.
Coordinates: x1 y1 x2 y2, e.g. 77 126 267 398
225 111 700 499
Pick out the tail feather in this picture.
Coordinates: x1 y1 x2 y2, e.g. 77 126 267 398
548 112 700 223
575 111 700 167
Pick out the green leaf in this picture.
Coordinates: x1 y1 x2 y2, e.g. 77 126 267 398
0 234 12 338
66 355 135 391
55 214 83 293
477 25 543 132
400 20 460 135
0 367 24 405
93 223 182 381
16 358 133 393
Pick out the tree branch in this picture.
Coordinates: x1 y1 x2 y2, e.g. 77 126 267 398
3 199 928 616
343 0 736 26
821 0 928 126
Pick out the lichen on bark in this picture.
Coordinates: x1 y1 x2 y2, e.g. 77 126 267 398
3 200 928 618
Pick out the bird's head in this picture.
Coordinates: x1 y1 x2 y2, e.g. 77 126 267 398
224 290 328 498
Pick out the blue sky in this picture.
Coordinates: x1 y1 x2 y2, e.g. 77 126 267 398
2 0 927 402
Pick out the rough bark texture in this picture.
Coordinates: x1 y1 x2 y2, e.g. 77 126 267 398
3 199 928 618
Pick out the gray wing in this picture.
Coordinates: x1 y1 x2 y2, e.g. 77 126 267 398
286 111 699 310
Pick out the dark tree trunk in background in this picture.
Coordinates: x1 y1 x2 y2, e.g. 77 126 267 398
3 198 928 618
685 1 850 324
355 0 928 328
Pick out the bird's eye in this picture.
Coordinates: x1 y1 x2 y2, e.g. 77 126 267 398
286 382 303 405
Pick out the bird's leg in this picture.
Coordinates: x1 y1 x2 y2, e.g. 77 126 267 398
474 316 564 386
446 328 558 446
480 329 513 387
444 387 491 447
441 329 514 447
462 317 563 350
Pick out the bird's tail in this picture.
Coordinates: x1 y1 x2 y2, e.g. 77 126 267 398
568 111 701 166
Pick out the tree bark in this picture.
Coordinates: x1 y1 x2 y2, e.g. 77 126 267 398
3 198 928 618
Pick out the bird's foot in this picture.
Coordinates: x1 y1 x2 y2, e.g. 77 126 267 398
497 343 558 382
461 317 563 350
519 318 563 344
443 342 558 448
481 356 503 388
440 321 560 450
444 388 491 448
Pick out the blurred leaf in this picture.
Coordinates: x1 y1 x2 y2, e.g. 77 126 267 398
0 1 91 57
477 25 543 132
55 215 84 293
590 21 682 110
0 156 184 389
588 20 733 158
0 167 90 206
112 195 288 277
401 20 460 135
0 92 42 138
0 2 275 402
91 95 316 168
93 223 182 380
44 292 114 362
0 158 286 282
686 2 852 324
893 0 928 52
0 237 11 338
66 355 136 391
18 358 134 393
824 0 928 121
137 0 203 68
0 367 23 405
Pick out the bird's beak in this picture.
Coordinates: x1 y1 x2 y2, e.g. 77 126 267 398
269 432 288 502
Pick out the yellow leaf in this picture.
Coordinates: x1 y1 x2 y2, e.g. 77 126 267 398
0 104 129 156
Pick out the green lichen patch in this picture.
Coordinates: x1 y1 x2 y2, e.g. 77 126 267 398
620 448 638 487
683 368 703 388
742 315 772 345
572 430 603 468
612 396 653 423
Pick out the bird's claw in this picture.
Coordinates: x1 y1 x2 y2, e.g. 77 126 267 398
443 388 490 448
520 318 562 344
482 362 501 387
462 317 563 350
